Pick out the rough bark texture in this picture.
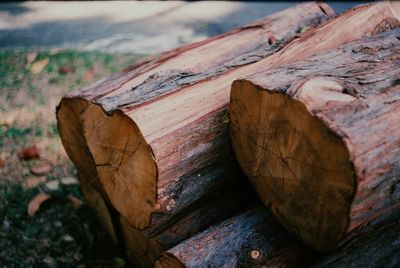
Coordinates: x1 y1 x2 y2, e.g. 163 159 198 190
120 160 257 267
313 208 400 268
155 206 317 268
57 3 334 266
56 1 400 264
80 2 332 228
230 29 400 252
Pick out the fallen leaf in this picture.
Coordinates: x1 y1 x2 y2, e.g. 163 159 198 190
62 234 74 242
60 176 79 185
45 180 60 191
26 51 38 64
0 158 4 168
23 176 46 189
30 162 52 175
30 58 49 74
83 68 95 82
43 256 55 265
28 193 51 216
58 65 75 75
0 118 11 127
67 194 83 209
17 145 40 161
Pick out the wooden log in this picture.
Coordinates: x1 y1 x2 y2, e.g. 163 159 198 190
60 1 400 232
229 29 400 252
119 161 256 267
56 99 120 243
313 208 400 267
57 3 333 265
78 2 333 227
57 1 400 264
155 206 317 268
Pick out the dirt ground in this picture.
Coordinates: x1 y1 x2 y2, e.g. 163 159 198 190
0 50 146 267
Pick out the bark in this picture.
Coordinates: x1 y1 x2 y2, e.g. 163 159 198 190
229 29 400 252
155 206 317 268
57 3 333 265
119 160 256 267
57 1 400 264
313 208 400 268
78 2 333 228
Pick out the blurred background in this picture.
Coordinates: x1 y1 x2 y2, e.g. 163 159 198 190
0 1 369 267
1 1 368 53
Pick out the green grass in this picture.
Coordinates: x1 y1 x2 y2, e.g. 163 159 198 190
0 49 146 105
0 49 147 267
0 49 146 146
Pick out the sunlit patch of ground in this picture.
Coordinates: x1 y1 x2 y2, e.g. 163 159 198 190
0 49 146 267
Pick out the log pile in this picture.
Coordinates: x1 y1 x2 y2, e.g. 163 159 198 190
57 3 333 265
56 1 400 267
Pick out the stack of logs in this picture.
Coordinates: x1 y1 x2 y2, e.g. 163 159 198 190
56 1 400 267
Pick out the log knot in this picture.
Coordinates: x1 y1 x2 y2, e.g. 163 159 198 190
289 77 356 111
250 249 261 260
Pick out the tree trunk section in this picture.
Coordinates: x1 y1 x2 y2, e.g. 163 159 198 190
313 208 400 267
57 3 333 265
229 29 400 252
155 206 317 268
119 160 256 267
57 1 400 264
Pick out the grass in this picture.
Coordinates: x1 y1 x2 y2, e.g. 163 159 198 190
0 49 147 267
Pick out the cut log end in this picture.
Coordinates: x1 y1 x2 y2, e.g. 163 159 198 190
83 103 158 229
230 80 355 251
79 173 119 244
57 98 91 180
57 98 119 242
120 216 164 267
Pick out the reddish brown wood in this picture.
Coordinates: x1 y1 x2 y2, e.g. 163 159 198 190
57 1 400 264
155 206 317 268
229 29 400 252
313 208 400 267
57 3 333 266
